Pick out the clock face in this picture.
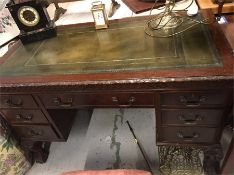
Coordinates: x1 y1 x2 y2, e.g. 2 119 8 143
17 6 40 27
93 11 106 26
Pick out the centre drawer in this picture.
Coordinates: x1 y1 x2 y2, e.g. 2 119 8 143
161 109 223 126
39 92 155 108
1 109 49 124
158 127 219 144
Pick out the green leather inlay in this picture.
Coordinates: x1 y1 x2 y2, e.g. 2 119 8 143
0 19 221 76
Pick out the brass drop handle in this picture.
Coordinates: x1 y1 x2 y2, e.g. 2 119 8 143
112 96 136 107
28 129 43 136
178 114 203 124
179 95 206 107
53 97 73 107
5 98 23 107
177 132 199 140
16 114 33 121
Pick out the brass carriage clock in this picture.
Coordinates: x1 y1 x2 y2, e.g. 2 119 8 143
91 1 108 29
7 0 56 44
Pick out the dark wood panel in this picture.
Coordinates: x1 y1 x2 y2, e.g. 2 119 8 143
39 92 155 108
0 95 38 108
160 109 224 126
47 109 77 140
197 0 234 13
0 80 233 94
160 91 230 108
1 109 48 124
157 126 219 143
220 23 234 54
12 125 58 140
221 142 234 174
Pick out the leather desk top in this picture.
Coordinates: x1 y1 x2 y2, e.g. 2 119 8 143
0 10 233 87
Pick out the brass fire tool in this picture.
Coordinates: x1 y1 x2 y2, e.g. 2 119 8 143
126 120 155 175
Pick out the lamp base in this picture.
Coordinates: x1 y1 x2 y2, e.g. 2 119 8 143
148 12 183 29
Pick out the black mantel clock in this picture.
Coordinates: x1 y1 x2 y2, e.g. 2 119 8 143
7 0 56 44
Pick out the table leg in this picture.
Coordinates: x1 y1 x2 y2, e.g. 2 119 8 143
21 140 51 163
203 144 223 175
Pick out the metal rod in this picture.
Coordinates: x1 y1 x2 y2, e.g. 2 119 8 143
126 120 154 174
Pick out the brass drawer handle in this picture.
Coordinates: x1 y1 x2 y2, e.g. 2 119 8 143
5 98 23 107
179 94 207 107
178 114 203 124
16 114 33 121
52 97 73 107
28 129 43 136
177 132 199 140
112 96 136 107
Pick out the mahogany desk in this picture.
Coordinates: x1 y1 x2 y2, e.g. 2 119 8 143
0 10 233 173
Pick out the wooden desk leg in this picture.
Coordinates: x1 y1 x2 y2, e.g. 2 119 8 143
203 144 223 175
21 141 51 163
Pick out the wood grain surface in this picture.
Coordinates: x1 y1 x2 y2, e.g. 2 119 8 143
197 0 234 14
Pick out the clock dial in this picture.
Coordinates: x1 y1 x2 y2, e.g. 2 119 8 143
17 6 40 27
93 11 106 26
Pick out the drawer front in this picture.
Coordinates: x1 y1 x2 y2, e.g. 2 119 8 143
0 95 37 108
39 92 154 108
1 109 48 124
158 127 219 143
12 125 58 140
161 109 223 126
160 91 229 107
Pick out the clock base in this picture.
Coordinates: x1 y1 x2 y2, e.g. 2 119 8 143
19 23 57 44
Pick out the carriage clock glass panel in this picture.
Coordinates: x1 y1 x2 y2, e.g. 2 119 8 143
91 1 108 29
93 11 105 26
17 6 40 27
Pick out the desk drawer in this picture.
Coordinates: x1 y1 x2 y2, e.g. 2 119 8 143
161 109 223 126
158 127 218 143
39 92 154 108
12 125 58 140
0 95 38 108
1 109 49 124
160 91 229 107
